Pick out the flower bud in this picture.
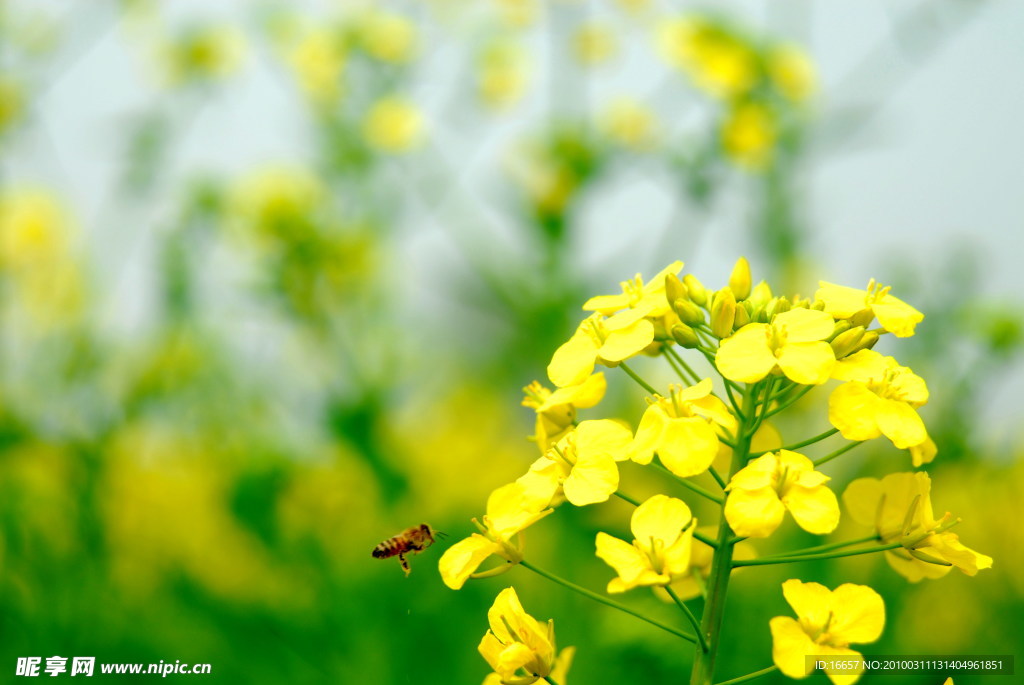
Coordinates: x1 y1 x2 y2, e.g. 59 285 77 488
828 320 852 341
830 325 865 358
671 323 700 348
710 288 737 338
766 296 791 320
850 308 875 328
665 273 687 305
733 303 750 328
673 298 705 325
811 299 827 311
728 256 752 301
683 274 707 306
748 280 773 309
853 330 880 353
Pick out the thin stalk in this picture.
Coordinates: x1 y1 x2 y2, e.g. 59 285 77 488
744 378 774 439
732 541 903 567
814 441 864 467
760 534 880 560
612 490 641 507
693 530 718 549
708 467 727 490
666 585 708 653
764 384 813 418
714 665 779 685
664 346 700 385
752 427 840 458
542 677 561 685
652 461 723 504
519 560 698 644
620 361 657 395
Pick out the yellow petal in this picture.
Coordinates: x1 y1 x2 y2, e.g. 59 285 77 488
583 293 631 313
596 532 660 592
927 532 993 576
716 324 777 382
727 454 775 490
631 494 692 546
828 383 882 441
841 477 884 528
782 578 834 631
874 398 926 449
543 371 607 410
831 349 886 383
478 631 505 673
630 403 667 465
777 341 835 385
495 642 539 681
439 534 503 589
548 325 599 387
575 418 633 463
872 295 923 338
661 522 695 577
769 615 817 678
773 307 835 343
563 452 619 506
598 318 654 362
817 644 867 685
724 485 785 538
657 416 719 477
486 482 552 539
783 484 840 535
815 282 869 319
885 549 951 582
828 583 885 644
749 421 783 454
550 646 575 684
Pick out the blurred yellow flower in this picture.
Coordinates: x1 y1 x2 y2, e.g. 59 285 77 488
721 101 777 169
494 0 540 28
843 472 993 582
816 279 924 338
770 579 884 685
522 373 607 451
657 18 757 98
600 98 658 151
227 166 326 241
631 379 734 477
362 96 424 152
716 307 836 384
547 313 654 388
0 74 25 136
359 10 417 63
478 587 574 685
439 483 552 589
162 25 245 86
573 22 617 65
517 419 632 507
828 349 934 463
287 29 346 104
477 39 530 109
768 44 817 103
596 494 695 593
725 450 839 538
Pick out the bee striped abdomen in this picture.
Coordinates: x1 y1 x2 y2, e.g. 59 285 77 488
373 524 442 576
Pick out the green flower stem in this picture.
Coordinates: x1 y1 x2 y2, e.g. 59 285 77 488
612 490 641 507
519 560 698 644
652 461 723 504
751 427 840 458
690 386 757 685
722 377 744 418
760 534 881 560
620 362 658 395
666 585 708 653
542 676 561 685
714 665 779 684
744 378 774 439
731 541 903 567
813 440 864 467
708 467 727 490
664 346 700 385
764 384 814 418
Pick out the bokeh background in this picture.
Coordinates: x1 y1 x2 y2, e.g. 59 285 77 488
1 0 1022 682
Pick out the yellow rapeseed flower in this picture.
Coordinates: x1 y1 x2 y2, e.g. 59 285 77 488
517 419 632 507
770 579 885 685
287 29 346 104
716 307 836 384
439 483 552 590
359 10 417 63
725 450 840 538
521 373 606 451
162 25 245 86
600 98 658 151
631 379 734 477
721 101 777 170
478 587 574 685
572 22 617 65
656 18 757 99
843 472 992 582
767 44 817 103
595 494 695 593
828 349 935 464
816 279 923 338
547 313 654 388
362 97 424 152
477 40 530 109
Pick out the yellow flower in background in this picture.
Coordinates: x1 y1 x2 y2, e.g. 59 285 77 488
162 25 245 86
614 0 651 15
363 96 424 152
631 379 734 477
843 472 993 582
439 483 552 590
478 587 574 685
721 101 777 169
725 450 840 538
359 10 417 63
494 0 540 28
816 279 924 338
600 98 658 151
656 17 757 98
227 166 326 241
770 579 885 685
522 374 607 451
572 22 617 65
517 419 632 507
477 39 530 109
583 260 683 327
547 313 654 388
0 74 25 136
287 28 346 104
596 494 695 593
768 44 817 103
716 307 836 384
828 349 934 463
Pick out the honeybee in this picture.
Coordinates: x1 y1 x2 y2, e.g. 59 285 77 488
372 523 446 576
